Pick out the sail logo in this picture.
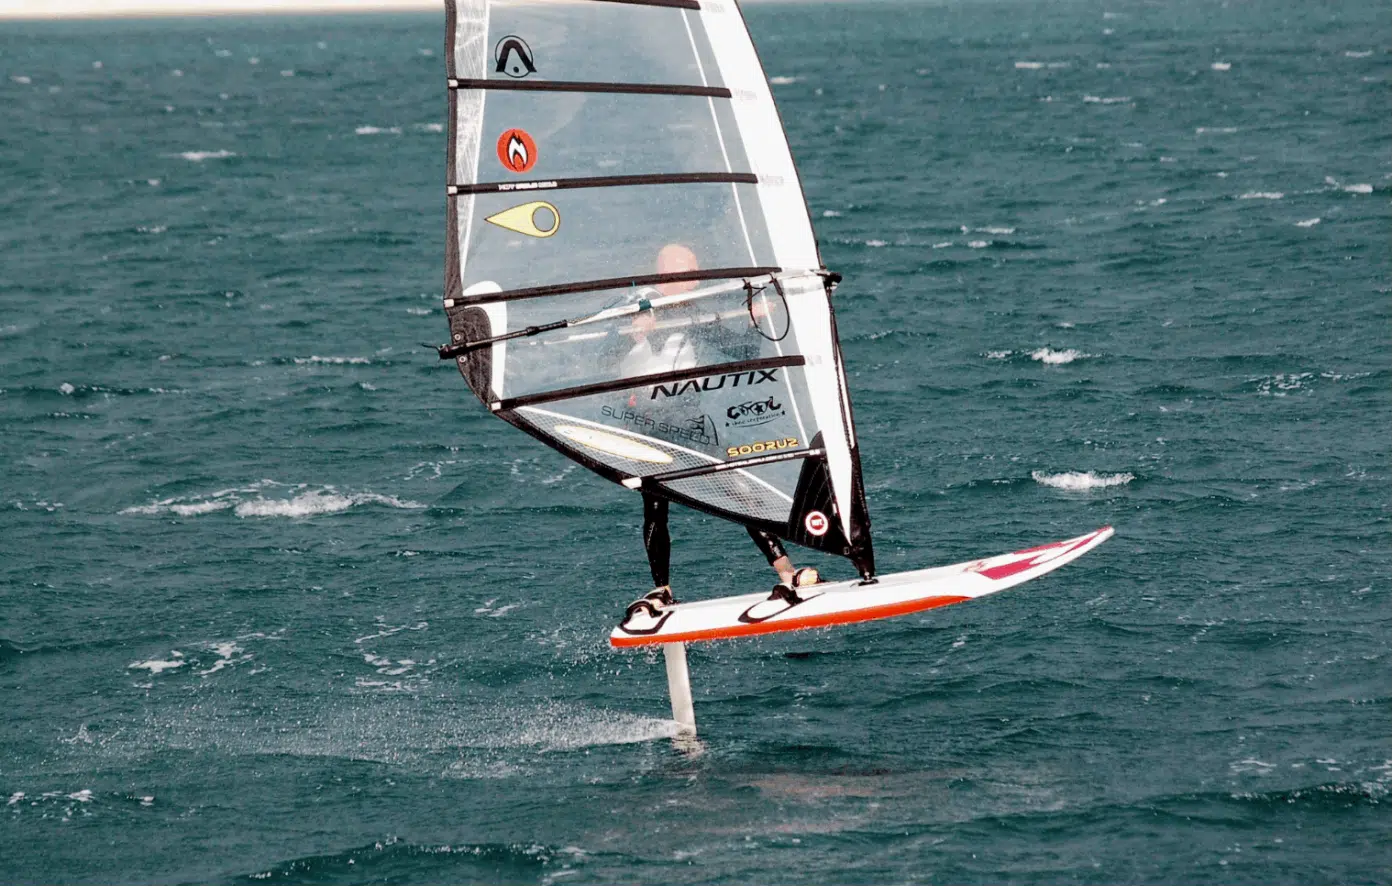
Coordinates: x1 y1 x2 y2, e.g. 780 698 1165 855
494 36 535 78
600 406 717 447
485 201 559 237
496 128 537 173
650 369 779 400
726 437 798 460
725 396 784 429
803 511 829 537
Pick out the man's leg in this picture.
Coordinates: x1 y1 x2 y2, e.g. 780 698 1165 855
747 527 795 586
642 493 671 589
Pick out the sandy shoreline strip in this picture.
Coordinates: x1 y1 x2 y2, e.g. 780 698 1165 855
0 0 439 19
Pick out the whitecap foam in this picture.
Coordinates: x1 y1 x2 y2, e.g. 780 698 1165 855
1030 347 1089 365
864 239 887 247
293 355 370 365
985 350 1012 360
233 490 424 518
768 75 799 85
123 482 424 519
128 658 186 674
1343 183 1373 194
1195 126 1238 134
1344 50 1373 58
1252 372 1312 396
58 382 75 395
415 122 444 133
1210 61 1231 71
1083 95 1131 104
197 641 251 675
821 209 841 218
967 240 989 249
174 150 236 162
1014 61 1044 69
1031 470 1134 491
355 125 402 135
961 225 1015 235
1240 191 1284 199
1295 218 1321 228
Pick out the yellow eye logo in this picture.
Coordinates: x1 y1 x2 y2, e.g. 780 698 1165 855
485 201 560 238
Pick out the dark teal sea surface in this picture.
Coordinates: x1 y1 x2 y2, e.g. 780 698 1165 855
1 0 1389 883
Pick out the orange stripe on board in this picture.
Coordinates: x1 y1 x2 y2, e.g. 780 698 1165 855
610 594 973 648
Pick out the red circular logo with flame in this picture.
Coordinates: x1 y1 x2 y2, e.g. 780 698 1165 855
496 128 537 174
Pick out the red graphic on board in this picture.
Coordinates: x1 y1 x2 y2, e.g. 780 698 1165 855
496 128 537 174
972 530 1100 580
804 511 829 537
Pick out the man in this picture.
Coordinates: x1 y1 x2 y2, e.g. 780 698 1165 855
621 245 819 609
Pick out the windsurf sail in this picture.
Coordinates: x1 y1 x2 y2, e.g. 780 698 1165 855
440 0 874 577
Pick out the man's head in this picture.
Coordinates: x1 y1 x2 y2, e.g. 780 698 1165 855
655 244 699 297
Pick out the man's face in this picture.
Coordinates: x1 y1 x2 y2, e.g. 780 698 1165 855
655 244 699 297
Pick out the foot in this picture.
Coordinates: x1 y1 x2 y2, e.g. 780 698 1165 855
621 586 675 632
640 585 674 607
767 582 802 604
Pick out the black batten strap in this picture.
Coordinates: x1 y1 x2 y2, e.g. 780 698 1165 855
445 266 780 308
639 448 826 486
449 78 731 99
450 172 758 196
492 355 805 412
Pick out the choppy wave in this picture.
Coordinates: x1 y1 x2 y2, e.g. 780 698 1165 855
173 150 236 162
1240 191 1284 200
1030 347 1090 365
1032 470 1135 491
121 482 425 518
235 837 578 884
293 355 371 365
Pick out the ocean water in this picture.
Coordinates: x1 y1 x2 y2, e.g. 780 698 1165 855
1 0 1389 883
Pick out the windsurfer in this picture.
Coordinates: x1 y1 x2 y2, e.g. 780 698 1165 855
620 245 818 607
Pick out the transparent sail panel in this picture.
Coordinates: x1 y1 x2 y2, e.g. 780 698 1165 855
474 92 750 183
455 285 800 398
508 355 815 468
461 183 778 294
480 2 725 89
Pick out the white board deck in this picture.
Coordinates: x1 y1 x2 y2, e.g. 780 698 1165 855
611 526 1114 648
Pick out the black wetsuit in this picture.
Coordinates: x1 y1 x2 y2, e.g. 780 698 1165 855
643 492 786 589
617 292 785 588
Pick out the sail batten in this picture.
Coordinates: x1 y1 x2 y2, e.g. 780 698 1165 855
451 171 758 196
445 266 782 307
449 79 732 98
443 0 874 574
